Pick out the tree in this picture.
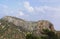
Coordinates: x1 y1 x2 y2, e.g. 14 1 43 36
42 29 58 39
26 33 41 39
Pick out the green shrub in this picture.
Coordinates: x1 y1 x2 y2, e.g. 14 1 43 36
26 33 41 39
42 29 58 39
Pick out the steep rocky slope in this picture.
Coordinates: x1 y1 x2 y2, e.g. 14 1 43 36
0 19 25 39
0 16 56 39
2 16 55 32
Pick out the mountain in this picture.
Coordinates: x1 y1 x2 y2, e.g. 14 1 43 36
0 18 25 39
0 16 56 39
2 16 55 32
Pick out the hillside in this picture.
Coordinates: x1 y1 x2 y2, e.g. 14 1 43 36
0 16 58 39
0 19 25 39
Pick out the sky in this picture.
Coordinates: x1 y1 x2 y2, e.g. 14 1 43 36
0 0 60 30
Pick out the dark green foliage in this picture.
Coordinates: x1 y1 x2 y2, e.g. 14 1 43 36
26 33 41 39
42 29 58 39
26 29 58 39
41 35 48 39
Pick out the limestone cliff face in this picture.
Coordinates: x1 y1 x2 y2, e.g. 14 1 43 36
37 20 55 31
2 16 25 26
2 16 38 32
33 20 55 36
0 19 26 39
0 16 56 39
2 16 55 34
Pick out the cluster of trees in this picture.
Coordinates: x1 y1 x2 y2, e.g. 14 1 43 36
26 33 41 39
26 29 58 39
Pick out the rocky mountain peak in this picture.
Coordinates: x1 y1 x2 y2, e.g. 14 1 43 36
1 16 55 32
0 16 57 39
37 20 55 31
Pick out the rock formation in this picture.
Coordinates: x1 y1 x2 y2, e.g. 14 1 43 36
0 16 56 39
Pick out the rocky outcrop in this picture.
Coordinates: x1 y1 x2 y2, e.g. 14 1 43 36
32 20 55 36
2 16 55 32
0 19 26 39
0 16 56 39
37 20 55 31
2 16 25 26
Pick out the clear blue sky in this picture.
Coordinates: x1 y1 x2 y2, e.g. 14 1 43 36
0 0 60 30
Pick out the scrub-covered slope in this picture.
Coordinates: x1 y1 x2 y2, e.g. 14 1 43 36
0 16 56 39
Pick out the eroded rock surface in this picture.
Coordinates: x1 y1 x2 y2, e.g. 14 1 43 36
0 16 56 39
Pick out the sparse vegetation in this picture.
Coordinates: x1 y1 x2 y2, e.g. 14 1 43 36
26 29 58 39
0 19 25 39
26 33 41 39
0 16 59 39
41 29 58 39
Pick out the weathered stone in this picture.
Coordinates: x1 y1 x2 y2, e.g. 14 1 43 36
1 16 56 38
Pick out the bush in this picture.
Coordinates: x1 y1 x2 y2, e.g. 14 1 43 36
26 29 58 39
42 29 58 39
26 33 41 39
